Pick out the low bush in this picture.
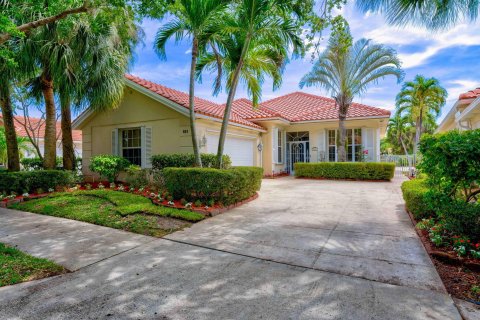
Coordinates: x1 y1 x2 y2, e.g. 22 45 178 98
151 153 232 170
419 129 480 202
401 179 435 220
294 162 395 181
89 155 130 182
124 165 149 189
0 170 75 194
163 166 263 205
21 157 82 171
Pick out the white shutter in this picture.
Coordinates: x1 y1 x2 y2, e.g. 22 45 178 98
111 129 119 156
273 127 279 164
141 126 152 168
362 128 374 162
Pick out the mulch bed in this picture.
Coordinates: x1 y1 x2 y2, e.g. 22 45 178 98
405 208 480 303
1 183 259 218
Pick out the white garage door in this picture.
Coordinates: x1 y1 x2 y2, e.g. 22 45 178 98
207 134 254 166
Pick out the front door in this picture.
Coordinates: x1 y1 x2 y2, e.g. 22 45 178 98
289 141 310 173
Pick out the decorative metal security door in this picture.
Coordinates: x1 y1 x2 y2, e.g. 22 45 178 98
289 141 310 173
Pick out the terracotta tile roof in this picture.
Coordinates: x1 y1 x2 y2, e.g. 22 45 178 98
125 75 390 128
0 115 82 141
459 88 480 100
231 98 280 119
236 92 390 122
125 74 265 130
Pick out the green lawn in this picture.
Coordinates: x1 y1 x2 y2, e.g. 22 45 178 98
0 243 65 287
11 190 204 237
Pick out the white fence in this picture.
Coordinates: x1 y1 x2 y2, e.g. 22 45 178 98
380 154 419 176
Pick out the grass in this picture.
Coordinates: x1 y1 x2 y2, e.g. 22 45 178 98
0 242 65 287
11 190 204 237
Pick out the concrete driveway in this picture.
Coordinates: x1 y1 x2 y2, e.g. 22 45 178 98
0 176 461 319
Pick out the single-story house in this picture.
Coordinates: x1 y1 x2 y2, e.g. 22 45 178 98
0 115 82 160
73 74 390 177
437 87 480 132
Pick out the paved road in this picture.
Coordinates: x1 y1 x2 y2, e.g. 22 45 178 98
0 176 461 319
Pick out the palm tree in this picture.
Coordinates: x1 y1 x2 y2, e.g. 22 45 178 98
386 112 413 156
209 0 303 167
154 0 229 168
0 43 22 171
300 30 404 162
396 75 447 153
356 0 479 30
54 8 138 170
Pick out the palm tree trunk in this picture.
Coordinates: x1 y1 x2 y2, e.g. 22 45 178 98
60 92 75 171
337 96 349 162
0 85 20 171
189 37 202 168
414 114 423 154
41 70 57 169
216 35 252 168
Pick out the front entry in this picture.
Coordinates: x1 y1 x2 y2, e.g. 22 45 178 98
286 131 310 173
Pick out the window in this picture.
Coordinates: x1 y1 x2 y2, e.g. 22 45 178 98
347 129 362 162
329 129 362 162
121 128 142 166
328 130 336 162
277 130 283 163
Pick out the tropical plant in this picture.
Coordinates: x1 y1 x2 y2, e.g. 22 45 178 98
0 80 20 171
356 0 479 30
0 127 32 167
385 111 414 155
300 29 404 162
154 0 229 168
395 75 447 153
200 0 304 167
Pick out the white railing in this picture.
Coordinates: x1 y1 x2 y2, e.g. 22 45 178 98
380 154 419 177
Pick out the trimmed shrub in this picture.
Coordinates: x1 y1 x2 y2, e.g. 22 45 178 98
89 155 130 182
151 153 232 170
401 179 435 220
163 166 263 205
0 170 75 194
294 162 395 181
21 157 82 171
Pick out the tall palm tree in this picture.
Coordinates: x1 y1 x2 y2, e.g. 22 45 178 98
300 30 404 162
0 83 20 171
396 75 447 153
356 0 479 30
54 7 138 170
210 0 303 167
154 0 229 168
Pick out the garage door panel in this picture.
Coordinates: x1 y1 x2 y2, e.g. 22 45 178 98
207 134 254 166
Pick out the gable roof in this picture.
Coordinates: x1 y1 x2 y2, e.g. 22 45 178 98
125 75 265 130
74 75 391 130
0 115 82 141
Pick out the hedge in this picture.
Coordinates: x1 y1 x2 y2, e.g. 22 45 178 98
151 153 232 170
0 170 75 194
400 179 435 220
163 166 263 205
294 162 395 181
21 157 82 171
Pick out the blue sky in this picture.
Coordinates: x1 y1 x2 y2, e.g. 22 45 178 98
129 2 480 124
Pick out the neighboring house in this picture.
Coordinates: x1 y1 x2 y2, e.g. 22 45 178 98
73 75 390 177
437 88 480 132
0 115 83 159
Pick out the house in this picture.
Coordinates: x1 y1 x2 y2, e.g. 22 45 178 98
437 88 480 132
73 75 390 177
0 115 83 159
